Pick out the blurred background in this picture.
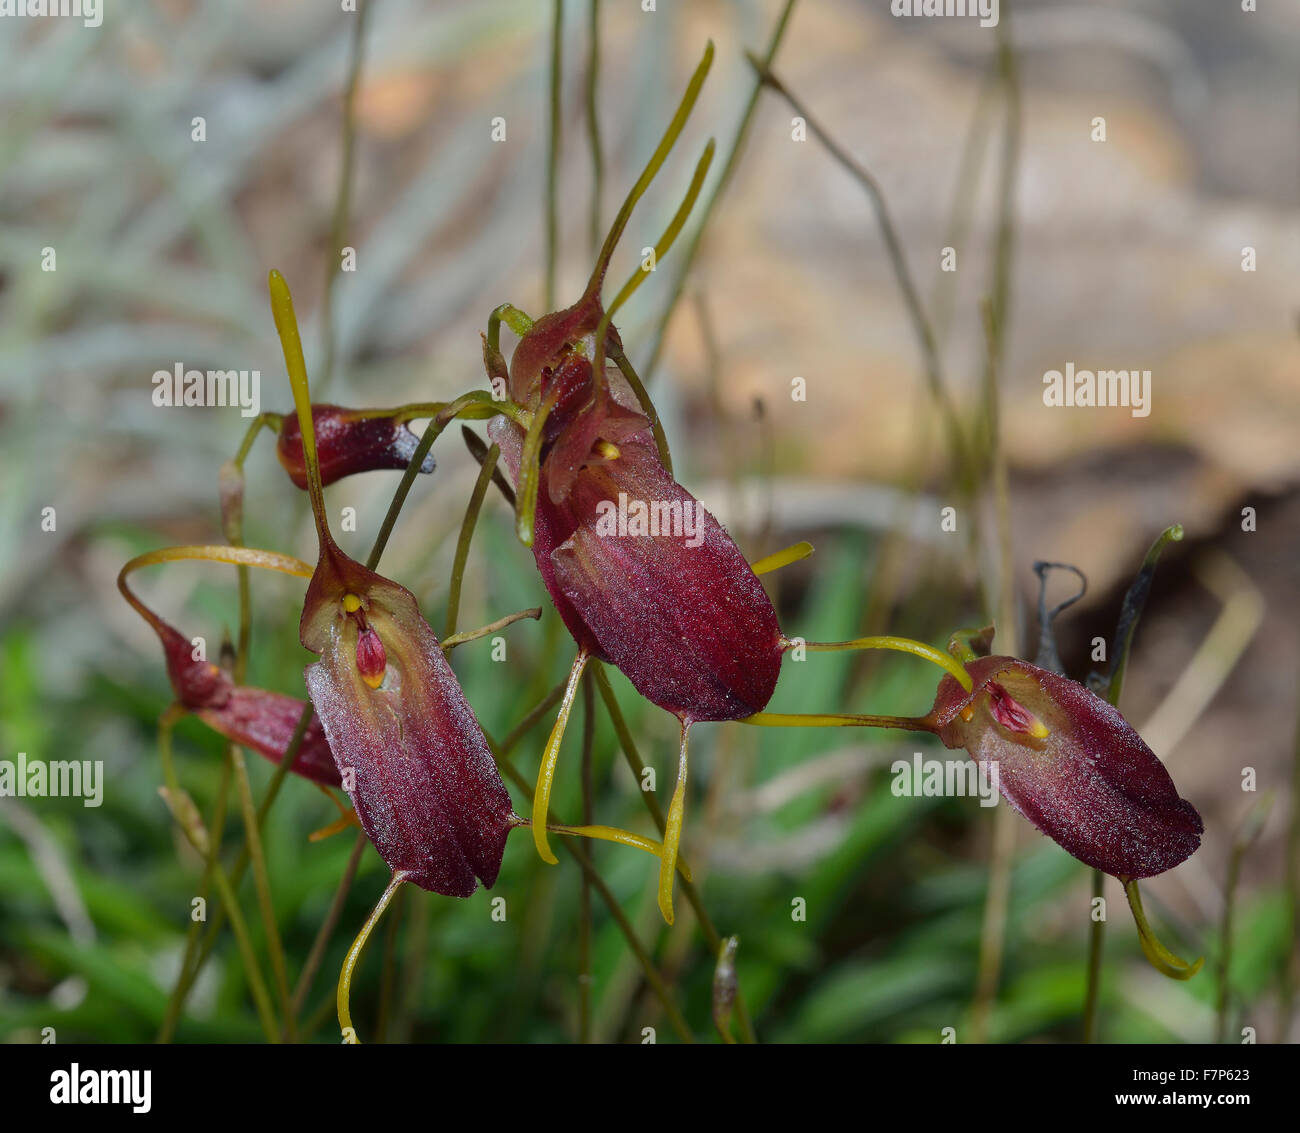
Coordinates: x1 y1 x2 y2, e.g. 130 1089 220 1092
0 0 1296 1043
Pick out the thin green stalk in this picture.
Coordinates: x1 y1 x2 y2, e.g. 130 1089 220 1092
1105 525 1185 705
159 755 233 1042
158 708 279 1043
586 0 603 255
164 702 315 1023
225 413 276 676
1217 846 1243 1043
1218 795 1272 1042
643 0 799 381
207 857 281 1044
1083 521 1184 1038
483 727 695 1043
930 61 998 348
748 56 966 483
969 15 1022 1046
231 745 294 1041
1082 870 1105 1043
161 434 271 1040
319 0 372 392
289 831 368 1026
374 885 407 1043
444 444 500 639
591 662 757 1043
578 672 595 1043
545 0 564 310
392 889 432 1044
501 680 567 755
610 347 672 475
366 391 501 570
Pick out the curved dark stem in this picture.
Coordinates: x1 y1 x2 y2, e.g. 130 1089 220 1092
1031 560 1087 674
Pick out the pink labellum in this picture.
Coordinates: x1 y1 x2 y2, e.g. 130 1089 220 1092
927 656 1203 879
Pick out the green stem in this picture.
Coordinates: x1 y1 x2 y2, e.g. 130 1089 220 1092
591 662 757 1043
483 724 695 1044
158 708 280 1042
1105 524 1185 705
1123 879 1203 981
289 831 368 1027
158 756 232 1042
1082 523 1183 1031
748 55 967 487
578 671 595 1043
318 0 372 393
164 702 316 1025
585 0 603 256
230 745 293 1041
444 443 501 639
545 0 564 311
642 0 799 382
1082 870 1105 1043
374 885 407 1042
366 391 503 570
610 347 672 475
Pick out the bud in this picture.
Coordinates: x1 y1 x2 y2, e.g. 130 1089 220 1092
712 935 739 1041
276 405 435 489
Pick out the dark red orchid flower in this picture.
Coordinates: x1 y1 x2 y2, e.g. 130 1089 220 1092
275 405 435 490
926 655 1203 881
269 269 519 899
266 270 682 1039
460 43 799 922
487 379 784 725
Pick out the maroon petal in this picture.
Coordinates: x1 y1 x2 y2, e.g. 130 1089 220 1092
277 405 434 489
490 416 783 723
152 619 339 786
198 688 340 787
489 414 602 654
507 293 612 407
928 656 1203 879
299 544 519 896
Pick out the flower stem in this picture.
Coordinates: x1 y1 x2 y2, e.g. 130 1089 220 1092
443 443 501 639
318 0 372 394
585 0 603 256
592 662 758 1043
545 0 564 311
1082 870 1105 1043
791 634 974 692
642 0 799 382
337 872 408 1043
